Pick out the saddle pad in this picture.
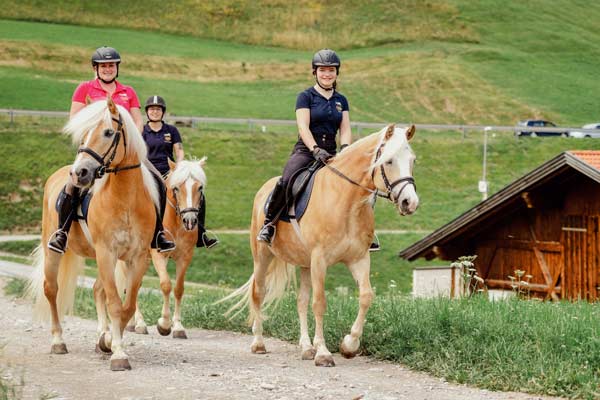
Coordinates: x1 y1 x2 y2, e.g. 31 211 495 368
263 170 319 223
78 190 92 222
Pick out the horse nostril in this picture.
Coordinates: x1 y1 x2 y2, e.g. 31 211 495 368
77 168 88 178
402 199 409 209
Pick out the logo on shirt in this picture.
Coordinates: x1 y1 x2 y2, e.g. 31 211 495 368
335 101 343 112
164 133 172 143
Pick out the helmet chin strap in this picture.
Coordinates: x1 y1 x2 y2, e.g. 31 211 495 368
95 65 119 84
315 77 334 91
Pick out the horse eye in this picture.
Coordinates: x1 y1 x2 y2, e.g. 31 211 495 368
197 186 203 192
103 129 115 137
386 160 393 165
173 187 179 193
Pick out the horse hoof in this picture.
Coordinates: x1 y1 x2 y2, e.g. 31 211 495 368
157 324 171 336
135 326 149 335
95 344 112 355
50 343 68 354
110 358 132 371
340 348 358 359
251 343 267 354
125 325 136 332
98 332 112 353
301 348 316 360
315 354 335 367
172 330 187 339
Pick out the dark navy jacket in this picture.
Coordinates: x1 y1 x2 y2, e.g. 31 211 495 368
294 87 349 154
142 122 182 175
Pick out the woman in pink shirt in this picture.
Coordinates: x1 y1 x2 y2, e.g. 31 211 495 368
48 47 175 254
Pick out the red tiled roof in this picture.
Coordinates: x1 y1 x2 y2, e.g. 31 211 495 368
569 150 600 170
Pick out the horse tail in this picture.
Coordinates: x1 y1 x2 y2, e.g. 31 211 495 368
114 260 127 296
219 256 295 325
27 245 85 323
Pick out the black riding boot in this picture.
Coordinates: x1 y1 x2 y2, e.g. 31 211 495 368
196 194 218 248
257 181 288 245
152 174 176 253
48 186 79 254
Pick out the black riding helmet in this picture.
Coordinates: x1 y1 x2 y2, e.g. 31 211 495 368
91 46 121 83
145 95 166 121
145 95 167 112
312 49 341 73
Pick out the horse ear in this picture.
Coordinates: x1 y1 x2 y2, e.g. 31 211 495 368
107 96 118 115
198 156 207 167
385 124 395 140
406 124 416 141
168 158 177 171
85 95 92 105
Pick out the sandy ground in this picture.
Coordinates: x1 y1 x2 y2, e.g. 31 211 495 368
0 278 562 400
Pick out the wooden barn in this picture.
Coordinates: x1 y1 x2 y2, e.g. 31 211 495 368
399 151 600 301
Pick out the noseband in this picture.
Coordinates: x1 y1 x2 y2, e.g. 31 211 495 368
77 114 140 179
325 142 416 205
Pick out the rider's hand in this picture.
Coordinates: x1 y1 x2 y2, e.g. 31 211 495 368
312 146 333 163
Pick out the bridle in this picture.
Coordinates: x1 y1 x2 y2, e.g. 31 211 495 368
77 114 140 179
168 183 203 218
325 142 416 205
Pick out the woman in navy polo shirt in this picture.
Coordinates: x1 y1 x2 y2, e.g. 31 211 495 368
256 49 354 245
143 95 218 248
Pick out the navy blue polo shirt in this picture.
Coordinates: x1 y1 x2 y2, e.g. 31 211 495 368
295 87 349 153
142 122 182 175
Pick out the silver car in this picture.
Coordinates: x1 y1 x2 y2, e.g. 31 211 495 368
569 123 600 138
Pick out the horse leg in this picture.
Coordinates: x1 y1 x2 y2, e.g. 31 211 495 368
93 279 112 354
151 251 173 336
44 252 68 354
340 254 373 359
298 267 315 360
96 251 131 371
120 262 148 335
250 249 274 354
311 256 334 367
172 255 192 339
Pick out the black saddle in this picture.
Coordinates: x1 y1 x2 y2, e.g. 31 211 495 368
264 161 324 222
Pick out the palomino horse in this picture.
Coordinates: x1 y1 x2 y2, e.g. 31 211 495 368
118 158 208 339
225 124 418 367
28 98 159 371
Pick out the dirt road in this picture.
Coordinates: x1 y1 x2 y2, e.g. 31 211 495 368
0 279 560 400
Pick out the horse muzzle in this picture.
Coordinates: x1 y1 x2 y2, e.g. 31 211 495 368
397 193 419 216
70 158 99 188
182 214 198 231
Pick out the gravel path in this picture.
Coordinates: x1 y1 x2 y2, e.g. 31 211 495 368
0 278 563 400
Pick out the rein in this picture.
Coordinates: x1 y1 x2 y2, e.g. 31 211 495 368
324 142 416 205
77 115 141 179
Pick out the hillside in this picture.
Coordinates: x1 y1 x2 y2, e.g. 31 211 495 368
1 1 600 125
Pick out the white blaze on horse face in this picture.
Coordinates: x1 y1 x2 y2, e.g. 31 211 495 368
185 178 195 209
392 138 419 215
71 128 101 187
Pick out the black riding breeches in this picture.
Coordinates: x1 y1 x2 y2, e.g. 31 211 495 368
281 149 314 187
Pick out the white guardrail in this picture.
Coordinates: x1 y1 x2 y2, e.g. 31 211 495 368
2 108 600 136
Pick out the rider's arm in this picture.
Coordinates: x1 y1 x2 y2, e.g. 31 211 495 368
339 110 351 147
296 108 318 150
69 102 86 119
130 107 144 132
174 143 184 162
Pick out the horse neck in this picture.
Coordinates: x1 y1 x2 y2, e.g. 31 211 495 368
102 150 144 197
323 141 377 206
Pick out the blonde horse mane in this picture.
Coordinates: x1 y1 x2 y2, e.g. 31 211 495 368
63 100 159 210
332 125 412 172
168 157 208 189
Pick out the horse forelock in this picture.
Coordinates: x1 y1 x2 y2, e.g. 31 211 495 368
169 159 207 189
370 126 412 170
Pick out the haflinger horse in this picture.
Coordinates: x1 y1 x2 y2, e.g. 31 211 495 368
27 98 160 371
224 124 419 367
117 158 208 339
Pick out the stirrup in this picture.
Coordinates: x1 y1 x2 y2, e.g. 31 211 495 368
47 229 68 254
257 224 276 245
201 231 219 249
155 230 176 253
369 233 381 252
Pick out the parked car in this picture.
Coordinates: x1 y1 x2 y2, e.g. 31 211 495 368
569 123 600 139
516 120 568 137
